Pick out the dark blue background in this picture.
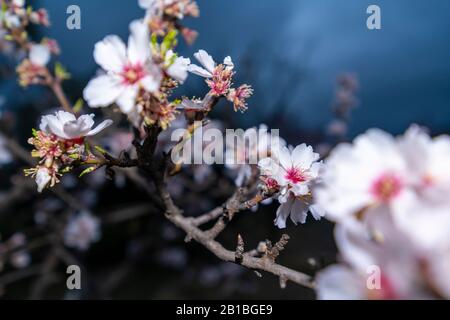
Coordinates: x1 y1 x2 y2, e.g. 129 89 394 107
3 0 450 136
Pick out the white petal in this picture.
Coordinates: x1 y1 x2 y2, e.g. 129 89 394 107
138 0 156 9
116 86 139 113
167 57 191 83
309 204 325 220
62 114 94 139
291 183 309 196
36 169 51 193
223 56 234 69
83 75 124 108
316 265 365 300
87 119 114 137
44 115 69 139
29 44 50 66
290 198 308 224
39 116 50 133
55 111 77 124
277 146 293 171
128 20 151 64
193 50 216 74
274 197 293 229
187 64 212 78
140 74 161 93
94 35 127 72
292 143 320 169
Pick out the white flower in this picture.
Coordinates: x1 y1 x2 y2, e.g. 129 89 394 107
3 11 21 28
40 111 113 140
274 192 324 228
29 44 51 66
315 129 409 224
225 125 285 186
165 50 190 83
12 0 25 8
398 125 450 205
259 144 324 228
187 49 233 78
83 20 162 114
36 167 52 193
0 134 13 165
316 265 367 300
259 144 322 196
64 212 101 251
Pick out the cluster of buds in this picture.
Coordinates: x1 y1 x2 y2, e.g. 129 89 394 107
1 0 50 31
187 50 254 112
24 111 113 192
16 39 64 87
136 91 179 130
139 0 199 44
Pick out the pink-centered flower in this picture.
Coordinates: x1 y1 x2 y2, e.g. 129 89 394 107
83 20 162 114
259 144 324 228
315 129 409 224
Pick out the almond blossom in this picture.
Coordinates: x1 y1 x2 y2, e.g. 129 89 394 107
188 50 234 79
187 50 253 111
316 126 450 232
316 126 450 299
83 20 162 114
39 111 113 141
315 129 410 224
259 144 324 228
225 125 285 186
138 0 199 41
165 49 190 83
64 212 101 251
29 44 51 67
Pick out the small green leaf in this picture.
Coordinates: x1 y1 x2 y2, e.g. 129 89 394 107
54 62 71 80
31 128 38 137
73 98 84 113
60 166 73 174
79 166 97 178
94 146 108 155
161 30 178 55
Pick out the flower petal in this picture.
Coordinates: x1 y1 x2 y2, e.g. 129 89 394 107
141 73 161 93
83 75 124 108
187 64 212 78
87 119 114 137
290 198 308 225
193 50 215 74
116 85 139 113
29 44 50 66
274 196 293 229
128 20 151 64
277 146 293 171
44 115 69 139
94 35 127 72
292 143 320 169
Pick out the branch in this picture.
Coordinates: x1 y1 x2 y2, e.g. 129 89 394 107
155 178 314 289
165 205 314 289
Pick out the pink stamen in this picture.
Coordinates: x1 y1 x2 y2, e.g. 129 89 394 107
120 63 146 85
285 167 306 184
371 173 403 202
